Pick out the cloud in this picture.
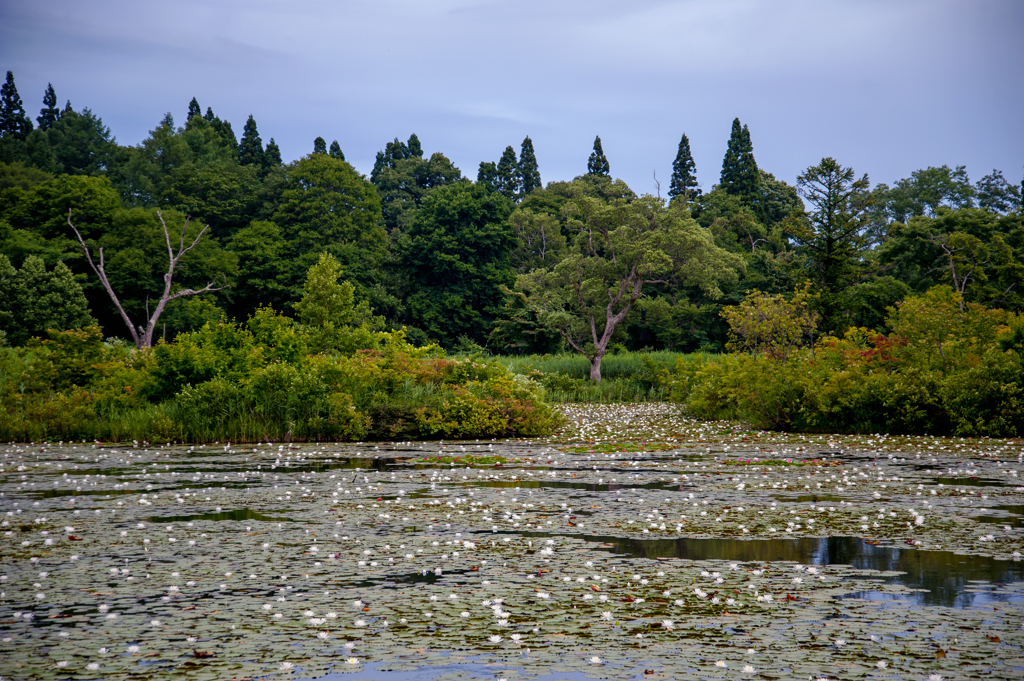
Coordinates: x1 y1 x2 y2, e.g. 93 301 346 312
1 0 1021 191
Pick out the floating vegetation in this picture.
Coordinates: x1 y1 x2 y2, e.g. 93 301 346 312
414 454 517 466
1 404 1022 680
558 442 678 454
723 458 841 466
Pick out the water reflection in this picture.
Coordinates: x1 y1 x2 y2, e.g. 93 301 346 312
146 509 293 523
508 532 1024 608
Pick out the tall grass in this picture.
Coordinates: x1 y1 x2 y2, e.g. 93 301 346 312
480 349 716 404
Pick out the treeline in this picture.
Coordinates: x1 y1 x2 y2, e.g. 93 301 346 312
1 69 1022 357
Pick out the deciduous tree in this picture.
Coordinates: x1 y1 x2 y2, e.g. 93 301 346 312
518 186 742 380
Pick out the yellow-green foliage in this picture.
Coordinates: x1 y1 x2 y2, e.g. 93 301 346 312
0 255 563 443
676 286 1024 436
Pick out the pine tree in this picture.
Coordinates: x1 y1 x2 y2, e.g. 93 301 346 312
238 115 264 166
37 83 60 130
1 71 33 139
264 138 282 168
720 118 759 202
668 133 700 201
518 136 542 196
204 106 215 122
329 140 345 161
62 100 73 115
187 97 201 120
313 136 327 155
587 136 610 176
496 146 521 200
407 133 423 158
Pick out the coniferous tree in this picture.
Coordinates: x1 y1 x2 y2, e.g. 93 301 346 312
496 145 521 200
587 135 610 176
407 133 423 158
518 136 542 196
62 100 73 115
204 106 215 122
37 83 60 130
720 118 759 202
187 97 201 120
238 115 264 167
264 138 283 168
1 71 33 139
329 140 345 161
668 133 700 201
313 136 327 155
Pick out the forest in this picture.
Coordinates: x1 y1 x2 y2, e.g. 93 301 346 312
1 69 1023 440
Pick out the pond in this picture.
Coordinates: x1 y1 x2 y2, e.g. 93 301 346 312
1 404 1022 680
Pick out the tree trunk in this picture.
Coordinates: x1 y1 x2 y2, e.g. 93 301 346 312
590 351 605 382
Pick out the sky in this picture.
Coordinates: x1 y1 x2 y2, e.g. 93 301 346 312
2 0 1022 194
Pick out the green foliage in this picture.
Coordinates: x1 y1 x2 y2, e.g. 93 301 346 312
0 71 33 140
495 146 521 200
676 287 1024 436
516 184 742 380
586 136 610 177
272 153 386 301
518 136 542 196
720 285 817 365
0 254 95 346
399 181 515 346
371 135 462 233
293 252 385 354
238 115 264 167
36 83 60 131
720 119 759 207
668 133 699 202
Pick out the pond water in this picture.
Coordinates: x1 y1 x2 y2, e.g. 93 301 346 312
1 405 1023 680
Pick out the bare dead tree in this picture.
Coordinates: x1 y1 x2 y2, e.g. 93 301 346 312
68 209 227 348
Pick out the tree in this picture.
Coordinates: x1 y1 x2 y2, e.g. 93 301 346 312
328 140 345 161
587 136 610 177
720 118 759 204
508 207 566 273
313 136 327 155
791 157 871 331
495 145 521 200
37 83 60 131
272 153 386 298
68 209 227 348
264 138 282 168
975 169 1021 214
668 133 699 201
721 285 817 366
399 182 515 345
0 254 95 346
518 136 542 196
0 71 33 140
371 135 462 232
293 252 383 353
238 115 264 167
517 185 743 380
477 161 499 193
46 107 117 175
187 97 202 121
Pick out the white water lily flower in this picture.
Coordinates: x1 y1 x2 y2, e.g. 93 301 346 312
715 660 727 667
589 656 602 664
280 661 293 670
876 660 887 669
488 635 502 643
743 665 756 673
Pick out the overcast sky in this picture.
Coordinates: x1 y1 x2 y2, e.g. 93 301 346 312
2 0 1021 194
